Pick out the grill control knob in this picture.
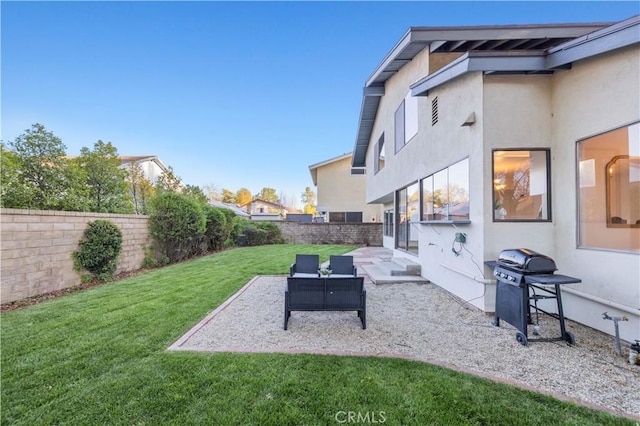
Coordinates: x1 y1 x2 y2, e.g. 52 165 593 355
508 276 515 281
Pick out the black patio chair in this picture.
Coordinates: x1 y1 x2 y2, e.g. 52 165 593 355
328 255 357 277
290 254 320 277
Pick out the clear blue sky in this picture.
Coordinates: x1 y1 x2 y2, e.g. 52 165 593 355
2 1 638 206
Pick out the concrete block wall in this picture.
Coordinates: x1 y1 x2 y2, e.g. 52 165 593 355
274 222 383 246
1 208 151 303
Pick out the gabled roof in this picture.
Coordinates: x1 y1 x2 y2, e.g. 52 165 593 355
351 20 620 167
308 152 352 186
240 198 283 209
118 155 171 175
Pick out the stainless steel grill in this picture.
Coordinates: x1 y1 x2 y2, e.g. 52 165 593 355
489 248 581 346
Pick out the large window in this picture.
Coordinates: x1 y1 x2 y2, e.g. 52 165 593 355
421 158 470 221
492 150 550 221
394 92 418 153
396 183 419 254
578 123 639 252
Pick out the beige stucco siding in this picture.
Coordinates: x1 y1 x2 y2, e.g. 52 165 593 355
316 156 381 222
367 47 431 203
482 75 556 260
549 46 640 341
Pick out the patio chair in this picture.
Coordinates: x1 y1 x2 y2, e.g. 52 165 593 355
328 255 357 277
290 254 320 277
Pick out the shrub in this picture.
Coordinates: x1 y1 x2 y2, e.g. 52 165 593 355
73 220 123 281
230 219 284 247
148 193 206 263
202 205 228 252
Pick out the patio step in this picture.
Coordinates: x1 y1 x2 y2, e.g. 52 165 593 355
389 257 422 276
360 258 429 285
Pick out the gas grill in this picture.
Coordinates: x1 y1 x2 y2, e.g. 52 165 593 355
488 248 581 346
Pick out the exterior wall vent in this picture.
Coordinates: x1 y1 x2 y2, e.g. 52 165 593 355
431 97 439 126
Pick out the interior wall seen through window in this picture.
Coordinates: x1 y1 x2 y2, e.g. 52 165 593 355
578 122 639 252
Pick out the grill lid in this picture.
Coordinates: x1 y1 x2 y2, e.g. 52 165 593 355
497 248 557 273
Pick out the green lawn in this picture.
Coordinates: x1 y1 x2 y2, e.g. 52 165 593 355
1 244 634 425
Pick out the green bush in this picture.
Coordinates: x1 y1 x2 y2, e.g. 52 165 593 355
72 220 123 281
203 205 229 252
230 219 284 247
148 193 206 263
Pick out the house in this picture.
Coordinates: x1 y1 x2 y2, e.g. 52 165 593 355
309 153 382 223
351 16 639 341
241 199 284 220
119 155 172 184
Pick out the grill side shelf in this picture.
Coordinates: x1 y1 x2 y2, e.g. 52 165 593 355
524 274 581 285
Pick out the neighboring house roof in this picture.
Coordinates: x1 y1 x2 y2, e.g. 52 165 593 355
208 201 250 218
118 155 171 175
308 152 353 186
240 199 284 209
351 20 621 167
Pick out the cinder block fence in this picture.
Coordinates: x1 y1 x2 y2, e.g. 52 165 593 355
0 209 383 304
0 208 151 303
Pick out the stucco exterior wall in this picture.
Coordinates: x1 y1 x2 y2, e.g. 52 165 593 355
549 46 640 341
367 47 431 203
1 209 151 303
316 156 381 222
482 75 556 260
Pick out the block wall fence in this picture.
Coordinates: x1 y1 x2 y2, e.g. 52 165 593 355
0 209 382 303
1 208 152 303
274 222 383 246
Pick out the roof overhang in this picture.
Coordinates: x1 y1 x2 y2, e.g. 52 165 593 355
410 50 565 97
351 21 616 168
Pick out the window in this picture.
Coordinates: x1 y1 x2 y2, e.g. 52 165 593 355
492 150 550 221
394 92 419 153
384 209 394 237
345 212 363 223
329 211 363 223
350 168 366 175
396 183 419 254
375 134 385 174
578 123 639 252
421 158 470 221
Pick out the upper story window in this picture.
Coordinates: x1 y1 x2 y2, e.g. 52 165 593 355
421 158 469 221
374 134 385 174
578 122 639 252
492 149 551 222
394 92 418 153
350 168 366 175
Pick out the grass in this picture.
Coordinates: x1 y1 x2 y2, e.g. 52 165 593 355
1 244 635 425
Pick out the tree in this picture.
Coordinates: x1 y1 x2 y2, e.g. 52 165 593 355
235 187 252 206
301 187 317 215
255 187 279 203
1 143 30 208
221 188 235 203
126 161 155 215
155 165 182 193
182 184 209 205
202 183 221 202
8 123 70 210
74 140 133 213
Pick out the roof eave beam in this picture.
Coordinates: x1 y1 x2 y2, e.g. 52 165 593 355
546 18 640 69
